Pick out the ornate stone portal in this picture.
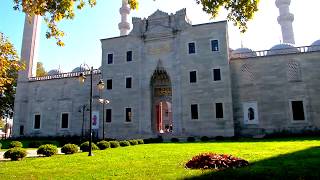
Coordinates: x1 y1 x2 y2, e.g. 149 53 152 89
150 61 172 134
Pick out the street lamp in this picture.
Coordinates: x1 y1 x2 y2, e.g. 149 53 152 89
98 98 110 140
78 66 105 156
78 104 88 140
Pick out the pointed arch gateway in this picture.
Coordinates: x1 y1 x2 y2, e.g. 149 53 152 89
150 60 173 134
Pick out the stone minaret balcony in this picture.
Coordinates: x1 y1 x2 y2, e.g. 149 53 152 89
276 0 295 44
118 0 130 36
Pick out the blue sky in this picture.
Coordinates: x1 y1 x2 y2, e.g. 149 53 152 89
0 0 319 73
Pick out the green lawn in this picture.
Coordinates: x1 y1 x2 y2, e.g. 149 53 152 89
1 138 320 179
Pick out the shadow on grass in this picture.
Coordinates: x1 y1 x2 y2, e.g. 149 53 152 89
163 137 320 144
184 146 320 180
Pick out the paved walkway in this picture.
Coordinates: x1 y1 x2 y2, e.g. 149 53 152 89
0 148 62 161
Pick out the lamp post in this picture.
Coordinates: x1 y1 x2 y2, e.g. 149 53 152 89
98 98 110 140
79 66 105 156
78 104 88 140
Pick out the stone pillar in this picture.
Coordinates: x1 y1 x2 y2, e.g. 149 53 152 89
13 15 41 137
276 0 295 44
118 0 131 36
19 15 41 80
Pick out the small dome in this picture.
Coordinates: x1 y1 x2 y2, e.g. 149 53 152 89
308 39 320 52
231 48 256 58
267 43 299 55
72 64 90 72
48 69 63 75
72 67 82 72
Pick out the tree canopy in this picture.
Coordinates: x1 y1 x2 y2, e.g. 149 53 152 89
36 62 48 77
13 0 259 46
0 33 24 94
0 33 24 118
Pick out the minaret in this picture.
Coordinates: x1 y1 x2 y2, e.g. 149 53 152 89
13 15 41 137
275 0 295 44
19 15 41 80
118 0 130 36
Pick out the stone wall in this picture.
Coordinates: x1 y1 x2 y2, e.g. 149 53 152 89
231 51 320 136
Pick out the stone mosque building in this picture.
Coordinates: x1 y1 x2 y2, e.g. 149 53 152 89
13 0 320 138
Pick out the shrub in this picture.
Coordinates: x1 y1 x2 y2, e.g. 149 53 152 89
186 153 249 170
61 144 79 154
200 136 209 142
137 139 144 144
215 136 224 141
230 136 240 141
28 141 42 148
80 141 99 152
109 141 120 148
57 135 82 147
3 148 27 161
171 138 179 142
97 141 110 150
41 141 56 146
0 142 2 149
143 136 163 144
9 141 23 148
187 137 196 142
128 140 138 146
119 140 130 147
37 144 58 157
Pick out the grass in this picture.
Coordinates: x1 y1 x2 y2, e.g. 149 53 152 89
1 137 320 179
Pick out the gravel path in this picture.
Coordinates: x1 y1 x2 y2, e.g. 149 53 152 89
0 148 62 161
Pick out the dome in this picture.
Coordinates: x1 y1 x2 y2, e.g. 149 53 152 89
72 67 82 72
267 43 299 56
72 64 90 72
48 69 63 75
308 39 320 52
231 48 257 58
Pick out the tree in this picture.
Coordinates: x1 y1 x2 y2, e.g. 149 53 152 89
0 33 23 118
0 119 4 130
0 33 24 94
196 0 259 32
36 62 48 77
0 62 19 119
13 0 259 46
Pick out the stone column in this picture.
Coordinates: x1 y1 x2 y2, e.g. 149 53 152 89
276 0 295 44
12 15 41 137
118 0 131 36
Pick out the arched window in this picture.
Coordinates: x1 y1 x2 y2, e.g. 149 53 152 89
248 107 255 120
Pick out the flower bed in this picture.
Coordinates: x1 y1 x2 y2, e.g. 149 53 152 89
186 153 249 170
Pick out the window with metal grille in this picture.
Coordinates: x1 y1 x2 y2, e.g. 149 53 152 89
211 40 219 51
107 53 113 64
106 109 112 123
34 114 41 129
291 101 305 120
188 42 196 54
125 108 132 122
215 103 223 119
191 104 198 119
127 51 132 62
61 113 69 129
107 79 112 90
126 77 132 88
20 125 24 135
213 69 221 81
190 71 197 83
287 60 301 82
